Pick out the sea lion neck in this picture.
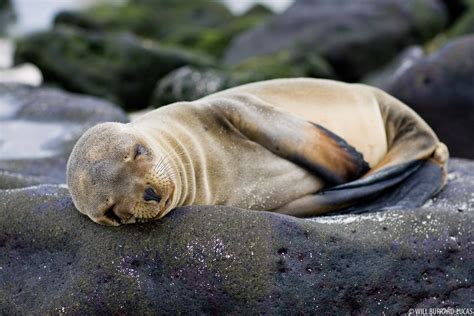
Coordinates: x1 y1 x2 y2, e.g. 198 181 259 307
131 124 197 211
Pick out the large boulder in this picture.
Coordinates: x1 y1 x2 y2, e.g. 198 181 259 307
0 159 472 314
54 3 273 59
163 4 274 58
363 46 425 90
224 0 447 81
152 66 230 107
0 84 127 189
14 27 212 110
366 36 474 159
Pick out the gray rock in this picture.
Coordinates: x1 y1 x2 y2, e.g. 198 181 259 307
224 0 447 81
423 159 474 211
152 66 229 107
364 46 425 89
152 53 334 107
0 84 128 189
0 159 471 314
371 36 474 159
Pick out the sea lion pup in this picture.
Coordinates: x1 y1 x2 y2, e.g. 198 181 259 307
67 78 448 226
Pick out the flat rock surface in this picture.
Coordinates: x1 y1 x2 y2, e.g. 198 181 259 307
0 84 128 189
0 159 472 314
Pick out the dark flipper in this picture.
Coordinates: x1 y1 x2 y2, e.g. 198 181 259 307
273 160 420 216
208 95 369 185
274 158 445 216
331 159 445 215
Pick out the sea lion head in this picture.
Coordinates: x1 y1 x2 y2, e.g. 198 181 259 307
67 122 177 226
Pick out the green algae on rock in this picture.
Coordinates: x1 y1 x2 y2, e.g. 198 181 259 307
163 4 274 58
446 0 474 38
53 0 234 42
14 27 212 110
53 3 274 59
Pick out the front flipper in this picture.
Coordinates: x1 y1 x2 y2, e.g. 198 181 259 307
207 94 369 185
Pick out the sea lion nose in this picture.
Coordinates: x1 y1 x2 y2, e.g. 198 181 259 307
114 207 134 222
144 187 162 202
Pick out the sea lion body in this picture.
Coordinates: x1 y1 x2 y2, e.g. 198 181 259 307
67 78 448 226
207 79 388 167
130 99 324 211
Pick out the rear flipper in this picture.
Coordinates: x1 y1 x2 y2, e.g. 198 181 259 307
339 143 448 214
274 150 447 216
335 158 444 215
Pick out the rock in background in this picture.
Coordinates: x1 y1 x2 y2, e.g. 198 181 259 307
0 84 127 188
152 52 334 107
15 0 456 111
224 0 447 81
365 35 474 159
54 0 235 45
13 1 330 110
0 159 472 314
14 27 212 110
53 1 273 60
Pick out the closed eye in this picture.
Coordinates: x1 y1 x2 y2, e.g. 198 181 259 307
134 144 147 159
143 187 162 202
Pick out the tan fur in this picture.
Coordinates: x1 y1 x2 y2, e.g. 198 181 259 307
205 79 388 167
67 78 448 226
